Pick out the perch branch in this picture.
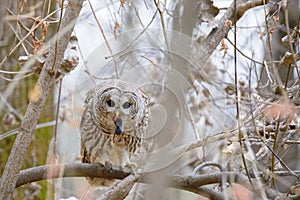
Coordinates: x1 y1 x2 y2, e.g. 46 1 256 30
16 163 130 187
16 163 249 195
15 163 287 199
0 1 84 199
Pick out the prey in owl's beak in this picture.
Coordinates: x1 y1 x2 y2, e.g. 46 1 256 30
113 111 123 135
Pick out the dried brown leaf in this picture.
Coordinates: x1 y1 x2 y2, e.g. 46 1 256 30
114 21 121 40
202 88 210 98
120 0 126 7
219 39 229 56
224 19 232 28
31 16 49 53
205 118 213 127
224 85 235 95
280 51 300 66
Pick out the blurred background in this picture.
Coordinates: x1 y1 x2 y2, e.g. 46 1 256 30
0 0 299 199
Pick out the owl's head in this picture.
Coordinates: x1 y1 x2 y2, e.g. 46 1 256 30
86 79 149 135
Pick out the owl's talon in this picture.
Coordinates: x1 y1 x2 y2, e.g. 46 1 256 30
104 161 113 171
126 163 137 168
122 163 137 173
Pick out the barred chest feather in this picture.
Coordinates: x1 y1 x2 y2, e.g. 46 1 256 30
80 79 152 186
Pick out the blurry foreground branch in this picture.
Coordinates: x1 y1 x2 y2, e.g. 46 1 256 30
0 0 84 199
100 174 139 200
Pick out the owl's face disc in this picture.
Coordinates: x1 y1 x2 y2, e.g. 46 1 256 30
101 88 138 118
90 80 147 136
100 88 139 134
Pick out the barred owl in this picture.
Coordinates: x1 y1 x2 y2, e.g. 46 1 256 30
80 79 151 186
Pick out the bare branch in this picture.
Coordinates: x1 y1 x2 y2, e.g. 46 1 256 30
16 163 129 188
16 163 250 197
15 163 288 199
196 0 267 63
100 174 139 200
16 163 250 190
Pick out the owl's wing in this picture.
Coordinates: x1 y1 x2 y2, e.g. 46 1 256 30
84 87 97 105
81 144 91 164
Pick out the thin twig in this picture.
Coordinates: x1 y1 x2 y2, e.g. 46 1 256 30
193 161 223 175
50 0 65 73
271 121 281 188
0 92 24 121
153 0 169 50
233 0 253 187
247 65 268 199
0 7 61 68
7 23 30 55
225 37 264 65
105 10 158 60
87 0 119 78
0 120 59 141
261 138 299 179
0 8 63 114
283 4 300 80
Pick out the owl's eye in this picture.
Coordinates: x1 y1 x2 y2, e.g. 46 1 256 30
106 99 115 107
122 102 132 109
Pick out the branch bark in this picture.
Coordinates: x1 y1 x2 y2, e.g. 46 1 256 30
0 1 84 199
100 174 139 200
196 0 267 64
16 163 250 194
16 163 130 187
15 163 286 199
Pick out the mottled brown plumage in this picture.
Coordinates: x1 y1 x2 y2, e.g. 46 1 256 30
80 79 151 186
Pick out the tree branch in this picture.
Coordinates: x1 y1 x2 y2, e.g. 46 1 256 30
16 163 130 188
100 174 139 200
15 163 250 195
196 0 267 64
16 163 250 197
0 1 84 199
17 163 251 190
15 163 286 199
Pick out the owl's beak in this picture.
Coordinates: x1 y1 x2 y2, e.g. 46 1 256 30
113 111 123 135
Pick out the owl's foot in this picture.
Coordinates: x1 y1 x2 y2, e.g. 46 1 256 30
122 162 137 173
103 161 136 173
104 161 113 171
